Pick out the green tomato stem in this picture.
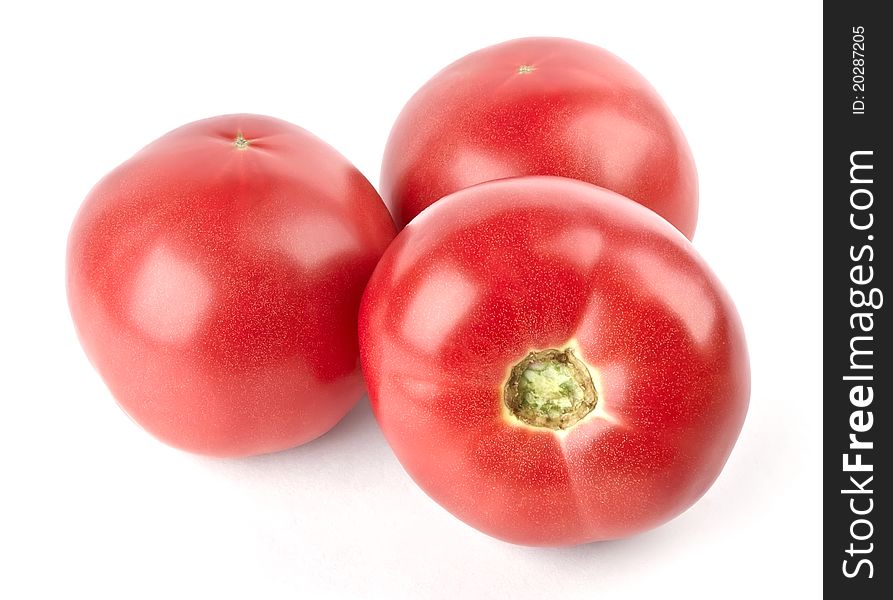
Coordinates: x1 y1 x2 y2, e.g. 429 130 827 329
504 348 597 430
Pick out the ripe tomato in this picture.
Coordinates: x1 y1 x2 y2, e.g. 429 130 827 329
359 177 749 546
381 37 698 238
67 114 395 457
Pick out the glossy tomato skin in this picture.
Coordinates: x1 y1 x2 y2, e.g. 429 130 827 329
381 37 698 238
359 177 748 546
67 114 395 457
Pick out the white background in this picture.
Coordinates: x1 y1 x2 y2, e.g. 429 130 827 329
0 1 821 598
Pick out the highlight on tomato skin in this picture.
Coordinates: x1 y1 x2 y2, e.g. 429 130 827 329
358 176 749 547
381 37 699 238
66 114 396 458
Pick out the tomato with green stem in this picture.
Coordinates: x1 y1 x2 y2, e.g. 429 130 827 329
359 176 748 546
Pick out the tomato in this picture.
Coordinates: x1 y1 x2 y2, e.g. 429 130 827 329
359 176 749 546
380 37 698 238
67 114 395 457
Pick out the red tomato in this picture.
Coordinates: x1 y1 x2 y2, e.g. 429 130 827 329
381 37 698 238
67 114 395 457
359 177 749 546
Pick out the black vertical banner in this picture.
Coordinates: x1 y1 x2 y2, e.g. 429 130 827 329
825 2 889 595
